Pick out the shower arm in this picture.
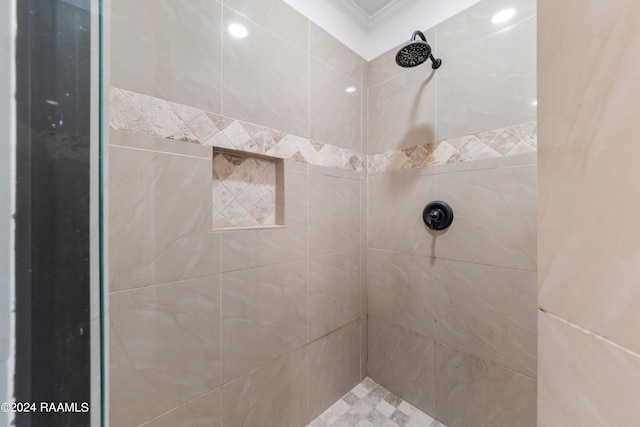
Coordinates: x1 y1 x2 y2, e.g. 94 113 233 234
411 30 439 65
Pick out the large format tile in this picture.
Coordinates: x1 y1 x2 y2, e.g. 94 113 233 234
309 57 362 152
538 312 640 426
143 389 221 427
309 251 361 340
368 64 436 154
436 17 536 141
221 347 309 427
435 258 537 377
221 260 307 381
434 165 537 270
109 275 221 427
111 0 222 113
223 9 308 137
437 0 537 56
435 344 536 427
109 142 221 292
367 317 435 416
220 163 308 272
367 249 436 339
224 0 309 52
308 321 361 419
367 172 436 254
309 173 360 257
310 22 364 84
538 0 640 354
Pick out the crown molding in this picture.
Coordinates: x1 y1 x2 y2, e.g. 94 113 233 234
368 0 423 31
327 0 424 32
325 0 370 32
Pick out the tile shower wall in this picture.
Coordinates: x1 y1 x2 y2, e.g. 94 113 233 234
110 0 366 426
538 0 640 425
109 131 366 427
366 0 537 154
365 0 537 426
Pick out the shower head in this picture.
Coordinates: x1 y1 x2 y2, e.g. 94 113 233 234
395 30 442 70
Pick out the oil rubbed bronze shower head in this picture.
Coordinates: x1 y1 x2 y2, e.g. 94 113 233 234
395 30 442 70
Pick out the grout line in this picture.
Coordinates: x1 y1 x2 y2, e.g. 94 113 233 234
539 308 640 360
109 143 211 160
137 387 221 427
369 315 537 381
109 272 222 295
365 248 537 274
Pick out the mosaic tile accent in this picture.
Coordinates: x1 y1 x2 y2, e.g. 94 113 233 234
212 150 279 228
110 88 366 173
308 378 446 427
109 88 536 176
366 122 537 174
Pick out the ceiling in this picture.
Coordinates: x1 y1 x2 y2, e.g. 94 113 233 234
328 0 422 32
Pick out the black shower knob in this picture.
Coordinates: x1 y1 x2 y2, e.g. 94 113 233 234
423 201 454 230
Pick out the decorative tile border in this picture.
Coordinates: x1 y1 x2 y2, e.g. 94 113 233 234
110 88 365 173
110 88 536 176
366 122 537 174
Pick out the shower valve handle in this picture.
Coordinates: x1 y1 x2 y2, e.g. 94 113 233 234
430 209 444 221
423 201 454 231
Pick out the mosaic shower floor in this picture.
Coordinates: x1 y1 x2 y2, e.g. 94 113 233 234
307 378 446 427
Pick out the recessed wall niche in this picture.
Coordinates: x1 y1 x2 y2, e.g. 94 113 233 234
211 149 284 229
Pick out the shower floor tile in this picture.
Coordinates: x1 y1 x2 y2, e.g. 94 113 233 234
307 378 446 427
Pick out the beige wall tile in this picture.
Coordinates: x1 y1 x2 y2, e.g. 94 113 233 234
220 167 308 272
111 0 223 114
110 129 212 159
309 57 362 152
109 143 221 292
221 347 309 427
434 165 537 270
538 0 640 354
222 9 308 137
223 0 309 52
435 344 536 427
538 312 640 426
367 249 436 339
367 317 436 416
310 22 364 83
367 173 436 254
368 65 436 154
309 174 360 257
109 275 221 427
308 321 361 419
435 258 537 377
309 251 361 340
221 260 307 382
437 0 536 56
142 389 221 427
436 17 537 141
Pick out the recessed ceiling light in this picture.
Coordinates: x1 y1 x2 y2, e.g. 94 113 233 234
491 8 515 24
532 100 538 106
228 23 248 38
45 99 59 105
344 86 357 94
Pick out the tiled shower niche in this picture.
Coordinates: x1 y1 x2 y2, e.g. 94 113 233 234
212 149 284 229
